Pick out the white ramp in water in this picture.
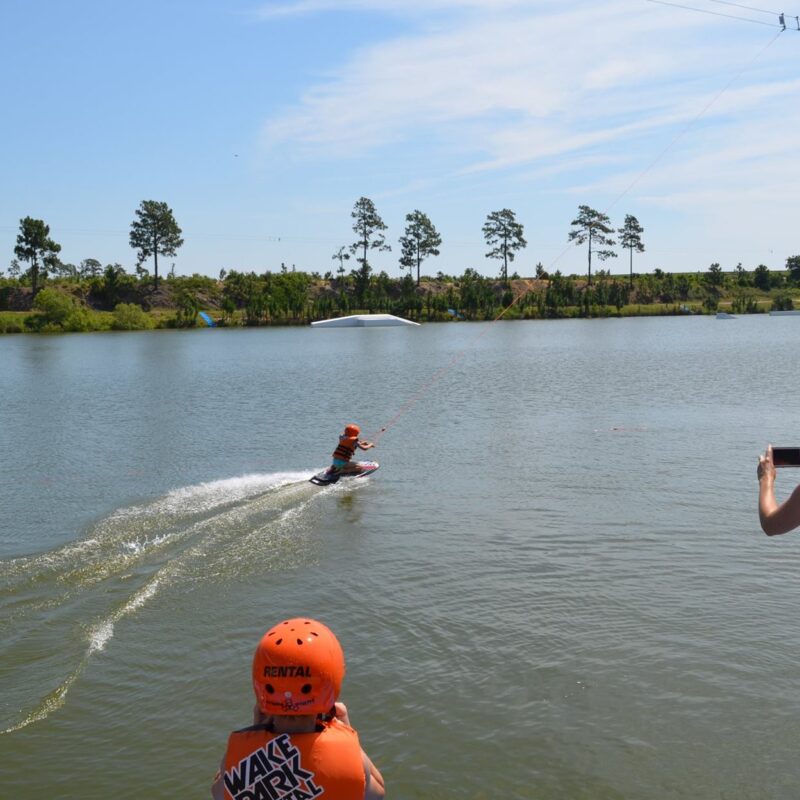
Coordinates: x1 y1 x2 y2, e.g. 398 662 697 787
311 314 420 328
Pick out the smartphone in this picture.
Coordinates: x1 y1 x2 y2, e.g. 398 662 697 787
772 447 800 467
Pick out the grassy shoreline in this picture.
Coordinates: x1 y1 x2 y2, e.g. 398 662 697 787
0 298 786 335
1 269 796 334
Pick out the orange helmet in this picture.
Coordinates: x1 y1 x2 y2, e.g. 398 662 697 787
252 618 345 716
344 424 360 437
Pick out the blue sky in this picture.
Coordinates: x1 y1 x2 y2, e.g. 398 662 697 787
1 0 798 280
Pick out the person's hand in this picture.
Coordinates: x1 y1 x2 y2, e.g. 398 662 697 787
334 701 352 727
758 444 776 484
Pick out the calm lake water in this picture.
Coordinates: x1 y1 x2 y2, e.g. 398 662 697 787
2 316 800 799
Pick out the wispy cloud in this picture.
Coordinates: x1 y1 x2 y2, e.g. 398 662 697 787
260 0 783 174
256 0 539 19
253 0 799 271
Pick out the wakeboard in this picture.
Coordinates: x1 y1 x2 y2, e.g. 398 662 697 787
309 461 380 486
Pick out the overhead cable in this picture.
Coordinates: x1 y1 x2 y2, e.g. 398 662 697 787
707 0 782 16
645 0 791 27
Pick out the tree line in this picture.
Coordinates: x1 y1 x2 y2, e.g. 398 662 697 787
335 197 647 288
8 201 183 295
3 197 800 332
5 197 647 293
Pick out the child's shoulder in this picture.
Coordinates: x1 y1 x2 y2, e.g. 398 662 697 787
232 722 272 734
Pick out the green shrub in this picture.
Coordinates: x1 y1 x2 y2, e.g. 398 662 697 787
33 288 76 326
112 302 154 330
28 288 104 332
772 293 794 311
62 307 94 332
0 313 25 333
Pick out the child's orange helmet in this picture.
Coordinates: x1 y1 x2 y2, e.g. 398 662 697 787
344 424 360 437
252 618 345 716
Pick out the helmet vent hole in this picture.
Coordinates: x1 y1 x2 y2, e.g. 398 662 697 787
266 684 275 694
275 638 283 645
296 638 303 645
301 683 312 694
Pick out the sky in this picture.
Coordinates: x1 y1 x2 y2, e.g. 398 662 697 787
1 0 798 281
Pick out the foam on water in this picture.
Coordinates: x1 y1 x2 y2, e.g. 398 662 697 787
0 471 332 733
0 471 314 584
2 663 84 734
89 578 161 654
111 471 312 520
120 533 170 555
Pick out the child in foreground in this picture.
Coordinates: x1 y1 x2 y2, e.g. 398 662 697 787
212 617 385 800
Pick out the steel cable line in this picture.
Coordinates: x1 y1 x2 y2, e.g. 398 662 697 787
372 23 786 442
541 27 784 274
370 310 514 444
645 0 785 26
604 28 783 216
707 0 783 15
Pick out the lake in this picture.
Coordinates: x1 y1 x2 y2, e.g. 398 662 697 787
1 316 799 799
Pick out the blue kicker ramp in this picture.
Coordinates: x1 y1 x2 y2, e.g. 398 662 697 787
198 311 216 327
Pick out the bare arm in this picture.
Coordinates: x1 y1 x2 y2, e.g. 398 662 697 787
334 703 384 799
758 445 800 536
363 751 386 800
211 758 226 800
357 440 375 451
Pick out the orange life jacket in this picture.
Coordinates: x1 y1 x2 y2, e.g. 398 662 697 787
221 718 365 800
332 435 358 462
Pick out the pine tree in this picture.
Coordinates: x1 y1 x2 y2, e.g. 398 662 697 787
129 200 184 290
617 214 645 289
14 217 62 295
569 205 616 286
482 209 526 283
398 210 441 285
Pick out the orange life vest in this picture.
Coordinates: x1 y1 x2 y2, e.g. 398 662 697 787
221 718 365 800
332 435 358 462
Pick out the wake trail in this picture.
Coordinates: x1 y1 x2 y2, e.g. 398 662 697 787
0 471 329 733
1 577 161 734
0 472 313 616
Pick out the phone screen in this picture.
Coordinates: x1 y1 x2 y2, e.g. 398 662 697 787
772 447 800 467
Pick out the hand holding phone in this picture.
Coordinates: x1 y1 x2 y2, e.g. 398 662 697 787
771 447 800 467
